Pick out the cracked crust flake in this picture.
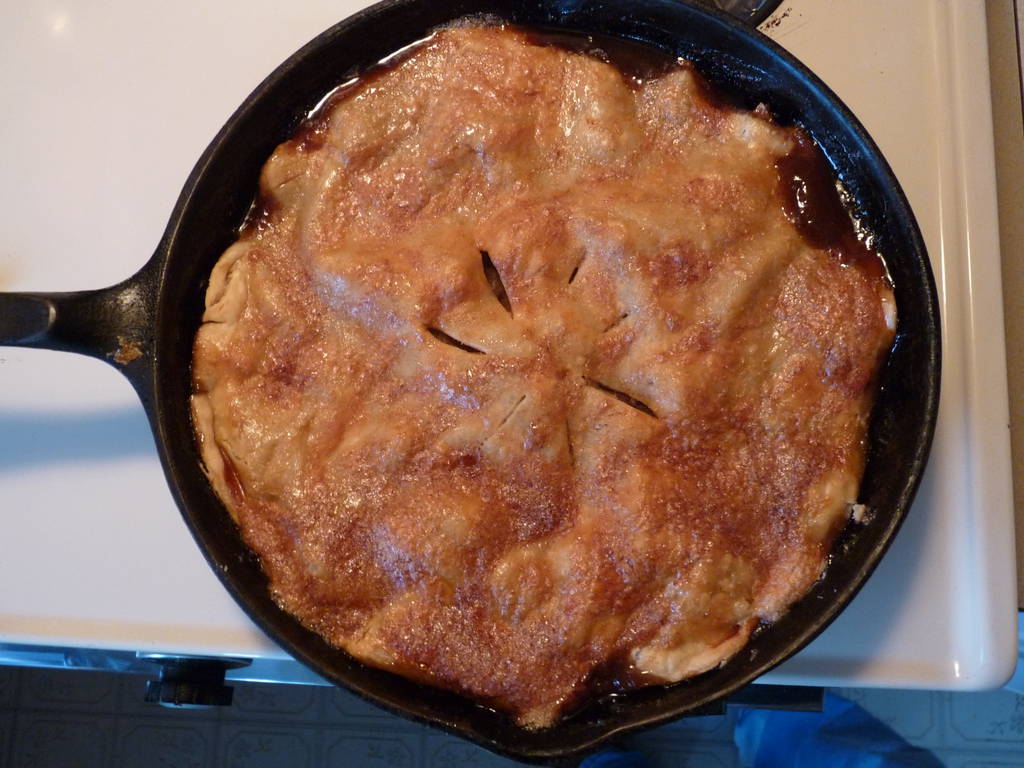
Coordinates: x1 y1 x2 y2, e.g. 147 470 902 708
191 25 895 728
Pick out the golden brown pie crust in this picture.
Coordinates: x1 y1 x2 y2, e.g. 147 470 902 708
191 24 895 728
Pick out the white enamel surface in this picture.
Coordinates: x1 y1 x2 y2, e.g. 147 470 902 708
0 0 1016 684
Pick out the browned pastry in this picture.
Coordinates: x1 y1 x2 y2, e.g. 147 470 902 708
191 24 895 728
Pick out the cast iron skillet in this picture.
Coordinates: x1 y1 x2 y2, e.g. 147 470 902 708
0 0 939 761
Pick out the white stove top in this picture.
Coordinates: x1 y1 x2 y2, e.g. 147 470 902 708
0 0 1016 689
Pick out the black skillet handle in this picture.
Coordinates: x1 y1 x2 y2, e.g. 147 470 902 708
0 258 160 407
695 0 784 27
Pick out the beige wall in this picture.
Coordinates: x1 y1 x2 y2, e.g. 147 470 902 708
986 0 1023 608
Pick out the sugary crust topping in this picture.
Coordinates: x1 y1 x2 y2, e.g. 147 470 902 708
192 25 894 727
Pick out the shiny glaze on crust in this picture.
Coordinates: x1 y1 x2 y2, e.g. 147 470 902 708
191 25 895 728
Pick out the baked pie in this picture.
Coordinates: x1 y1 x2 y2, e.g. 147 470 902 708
191 24 896 728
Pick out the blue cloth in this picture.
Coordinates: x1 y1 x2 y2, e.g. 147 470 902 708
580 750 650 768
1002 611 1024 695
734 691 943 768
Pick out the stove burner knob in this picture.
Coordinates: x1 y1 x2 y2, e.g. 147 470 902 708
141 655 249 709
